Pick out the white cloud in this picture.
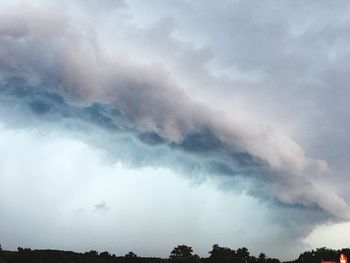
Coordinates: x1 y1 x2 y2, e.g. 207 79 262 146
304 222 350 250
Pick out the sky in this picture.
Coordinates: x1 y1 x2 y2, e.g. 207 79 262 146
0 0 350 260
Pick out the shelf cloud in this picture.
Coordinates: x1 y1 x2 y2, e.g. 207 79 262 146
1 0 350 259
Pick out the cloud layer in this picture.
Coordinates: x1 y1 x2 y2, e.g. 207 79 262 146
1 0 350 259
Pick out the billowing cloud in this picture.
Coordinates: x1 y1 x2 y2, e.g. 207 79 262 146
0 0 350 259
0 1 349 221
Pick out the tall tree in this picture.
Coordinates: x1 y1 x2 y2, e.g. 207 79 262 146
208 244 235 263
170 245 200 263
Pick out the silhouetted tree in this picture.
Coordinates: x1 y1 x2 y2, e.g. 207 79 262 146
170 245 193 258
125 251 137 258
0 244 3 256
170 245 200 263
237 247 250 263
0 243 347 263
100 251 111 258
208 244 235 263
258 253 267 263
267 258 281 263
85 250 99 257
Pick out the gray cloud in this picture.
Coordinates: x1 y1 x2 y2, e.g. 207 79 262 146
1 3 350 257
126 1 350 182
0 3 348 223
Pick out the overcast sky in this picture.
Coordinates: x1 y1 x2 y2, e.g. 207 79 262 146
0 0 350 260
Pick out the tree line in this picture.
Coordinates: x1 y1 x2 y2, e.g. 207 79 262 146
0 243 348 263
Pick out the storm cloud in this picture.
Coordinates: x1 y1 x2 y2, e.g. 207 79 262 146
0 3 346 219
0 0 350 259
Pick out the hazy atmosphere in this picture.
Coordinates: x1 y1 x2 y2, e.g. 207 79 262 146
0 0 350 261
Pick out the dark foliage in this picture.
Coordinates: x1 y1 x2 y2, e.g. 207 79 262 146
285 247 350 263
169 245 201 263
0 243 347 263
